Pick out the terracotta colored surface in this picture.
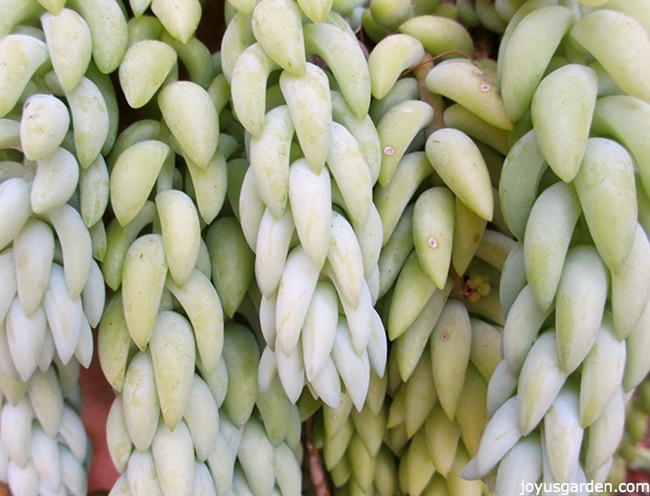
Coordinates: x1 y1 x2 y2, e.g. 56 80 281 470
79 332 120 493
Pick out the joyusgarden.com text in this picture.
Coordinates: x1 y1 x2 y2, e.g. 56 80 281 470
520 481 650 495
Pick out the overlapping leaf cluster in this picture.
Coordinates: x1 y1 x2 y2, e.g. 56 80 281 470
1 1 649 495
